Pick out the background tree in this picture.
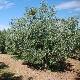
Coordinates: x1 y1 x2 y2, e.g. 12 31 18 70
0 30 6 53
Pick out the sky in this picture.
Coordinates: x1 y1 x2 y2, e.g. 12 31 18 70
0 0 80 30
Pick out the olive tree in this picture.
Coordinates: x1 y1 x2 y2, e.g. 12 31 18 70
4 1 80 70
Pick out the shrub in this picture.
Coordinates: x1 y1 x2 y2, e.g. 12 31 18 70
0 1 80 70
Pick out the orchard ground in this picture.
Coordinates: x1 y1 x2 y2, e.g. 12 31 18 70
0 54 80 80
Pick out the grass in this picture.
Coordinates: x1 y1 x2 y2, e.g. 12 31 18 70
0 62 23 80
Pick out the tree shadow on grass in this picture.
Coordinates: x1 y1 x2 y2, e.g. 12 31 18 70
71 56 80 61
49 61 73 72
22 61 73 72
22 61 44 70
27 77 33 80
75 72 80 80
0 72 23 80
0 62 8 69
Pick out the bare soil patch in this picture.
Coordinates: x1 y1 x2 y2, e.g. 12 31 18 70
0 54 80 80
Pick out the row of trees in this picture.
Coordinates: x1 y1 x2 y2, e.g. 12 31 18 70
0 1 80 70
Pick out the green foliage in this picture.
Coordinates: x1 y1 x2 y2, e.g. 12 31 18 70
0 30 6 53
0 1 80 70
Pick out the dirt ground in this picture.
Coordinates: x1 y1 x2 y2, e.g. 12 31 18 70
0 54 80 80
